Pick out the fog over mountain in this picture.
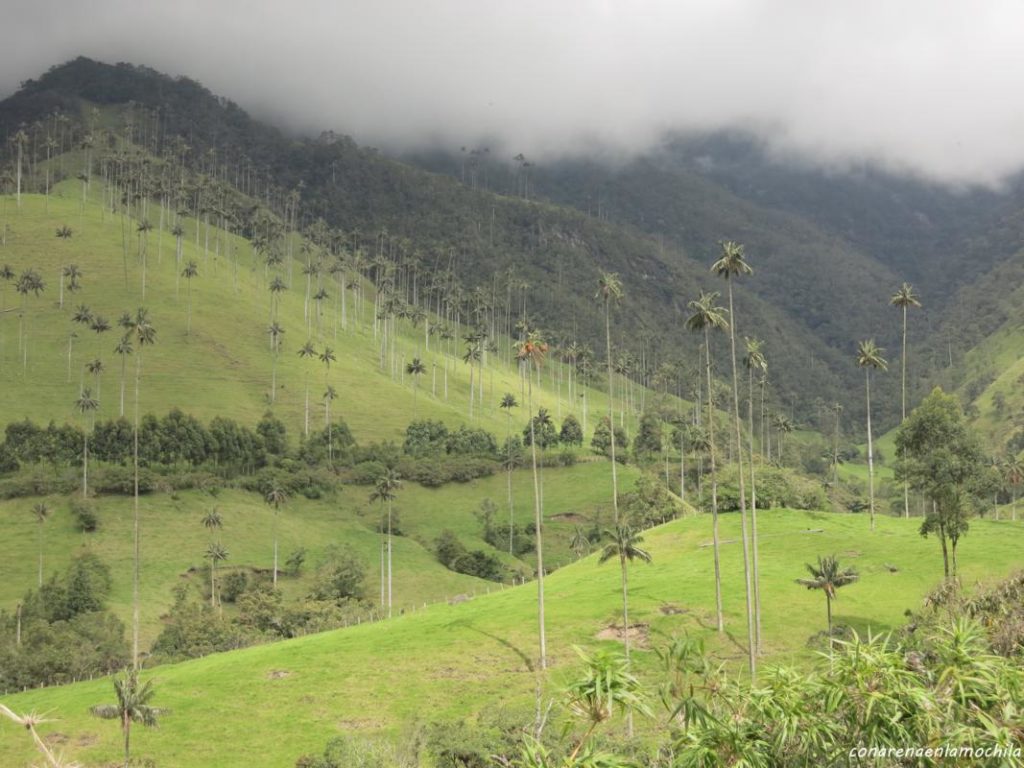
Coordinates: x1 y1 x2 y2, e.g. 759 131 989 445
3 1 1024 184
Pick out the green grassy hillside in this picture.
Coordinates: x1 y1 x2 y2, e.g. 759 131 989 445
1 509 1021 767
0 189 632 443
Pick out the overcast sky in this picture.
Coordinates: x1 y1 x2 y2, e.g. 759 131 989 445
3 0 1024 184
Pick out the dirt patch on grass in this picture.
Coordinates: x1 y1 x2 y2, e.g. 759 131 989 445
842 550 862 558
338 718 384 731
266 669 292 680
596 623 650 648
550 512 588 523
75 733 98 747
660 603 687 615
44 733 68 746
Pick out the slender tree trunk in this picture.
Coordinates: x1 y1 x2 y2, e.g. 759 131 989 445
747 367 761 654
620 553 633 737
937 508 949 579
387 498 393 618
605 301 619 523
82 433 89 499
273 508 279 587
826 594 834 667
725 279 756 679
210 559 216 608
132 352 141 669
704 328 724 633
529 372 546 669
866 369 876 532
901 305 910 519
37 522 43 588
507 410 515 555
123 717 131 768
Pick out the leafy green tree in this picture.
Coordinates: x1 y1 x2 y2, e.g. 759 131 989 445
523 407 558 448
686 291 728 633
91 666 164 768
32 503 49 588
856 339 888 532
895 388 989 578
891 283 922 520
598 525 651 738
500 393 519 555
796 555 859 661
369 469 402 618
264 484 288 587
632 412 662 462
559 414 583 446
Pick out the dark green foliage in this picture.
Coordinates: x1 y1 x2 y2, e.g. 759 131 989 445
624 474 678 529
590 416 629 460
257 411 288 456
219 571 249 603
307 546 366 603
395 456 498 487
150 594 247 662
403 420 449 456
285 548 307 577
298 422 356 466
445 426 498 457
558 414 583 446
434 530 504 581
484 524 534 556
70 497 99 532
522 408 558 449
633 412 663 461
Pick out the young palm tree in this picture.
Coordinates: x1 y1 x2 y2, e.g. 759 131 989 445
297 341 317 437
743 337 767 654
181 261 198 335
796 555 859 662
128 308 156 668
597 524 652 737
890 283 922 519
205 542 229 609
33 503 48 588
369 469 402 618
91 666 164 768
75 387 99 499
267 322 284 403
685 291 728 633
711 240 756 677
856 340 888 532
515 328 550 669
500 392 519 554
264 484 288 587
596 273 624 523
406 356 426 416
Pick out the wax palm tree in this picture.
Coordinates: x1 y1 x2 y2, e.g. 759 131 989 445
205 542 229 609
114 335 133 418
1002 454 1023 522
796 555 859 662
598 524 652 737
856 339 888 531
596 272 624 523
685 291 728 633
462 335 482 418
298 341 317 437
264 484 288 587
127 307 156 668
743 336 767 654
267 322 284 403
369 469 402 618
515 328 550 669
322 385 338 462
91 666 164 768
86 358 105 400
711 240 756 676
32 503 48 588
181 261 198 335
406 356 425 416
890 283 922 519
75 388 99 499
10 128 27 207
268 276 287 320
500 392 519 554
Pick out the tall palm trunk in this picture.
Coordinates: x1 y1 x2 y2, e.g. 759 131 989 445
703 327 724 633
747 367 762 654
387 497 393 618
507 410 515 555
900 305 910 519
273 507 279 587
82 433 89 499
528 371 546 669
866 368 877 532
619 551 635 737
605 300 619 523
725 279 756 679
132 352 142 669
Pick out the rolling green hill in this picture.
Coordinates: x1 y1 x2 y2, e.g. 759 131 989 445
0 508 1021 767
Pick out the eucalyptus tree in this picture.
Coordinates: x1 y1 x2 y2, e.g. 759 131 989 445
75 387 99 499
596 272 624 524
267 322 284 403
711 240 756 675
32 503 49 588
685 291 728 633
597 524 652 737
890 283 922 519
369 469 402 618
264 484 288 587
181 261 198 335
515 329 550 669
500 392 519 554
298 341 317 437
796 555 859 663
127 307 156 668
91 667 164 768
856 339 888 532
742 336 767 653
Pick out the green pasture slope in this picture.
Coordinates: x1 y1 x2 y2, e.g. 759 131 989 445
1 509 1021 767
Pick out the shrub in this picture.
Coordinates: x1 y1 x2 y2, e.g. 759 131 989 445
70 497 99 532
559 415 584 446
